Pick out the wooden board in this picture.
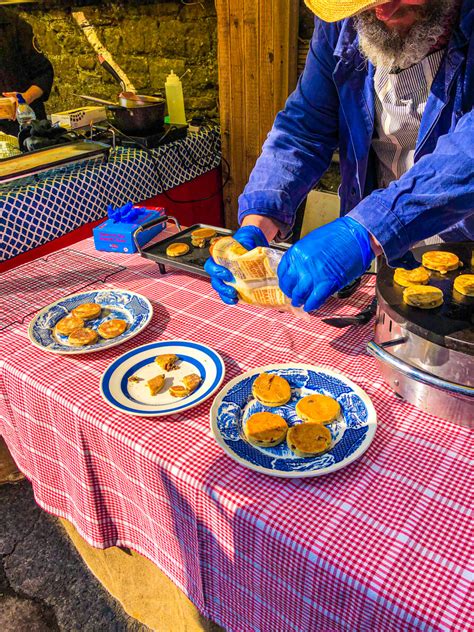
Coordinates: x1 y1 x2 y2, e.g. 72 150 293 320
0 141 109 182
216 0 299 229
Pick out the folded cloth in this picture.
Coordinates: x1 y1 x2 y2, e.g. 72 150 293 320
19 119 77 152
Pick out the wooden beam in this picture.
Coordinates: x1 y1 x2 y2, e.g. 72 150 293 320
216 0 299 229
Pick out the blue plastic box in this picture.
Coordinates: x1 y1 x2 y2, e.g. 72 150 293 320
93 203 166 254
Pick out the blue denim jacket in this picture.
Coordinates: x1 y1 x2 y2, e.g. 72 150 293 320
238 1 474 263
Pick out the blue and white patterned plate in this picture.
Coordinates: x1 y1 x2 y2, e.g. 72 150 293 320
28 289 153 355
210 363 377 478
100 340 225 417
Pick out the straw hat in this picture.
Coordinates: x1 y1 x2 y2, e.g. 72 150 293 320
304 1 383 23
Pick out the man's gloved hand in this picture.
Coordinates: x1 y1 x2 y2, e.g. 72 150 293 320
277 216 374 312
204 225 269 305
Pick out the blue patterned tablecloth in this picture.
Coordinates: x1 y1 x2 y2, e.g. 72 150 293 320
0 127 221 262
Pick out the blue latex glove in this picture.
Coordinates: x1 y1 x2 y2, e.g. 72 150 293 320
108 201 140 223
204 225 269 305
277 216 374 312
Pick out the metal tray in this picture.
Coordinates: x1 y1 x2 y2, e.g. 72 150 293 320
134 216 287 276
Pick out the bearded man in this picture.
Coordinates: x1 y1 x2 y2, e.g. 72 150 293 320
206 0 473 311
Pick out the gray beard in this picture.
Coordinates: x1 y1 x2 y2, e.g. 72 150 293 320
353 0 460 71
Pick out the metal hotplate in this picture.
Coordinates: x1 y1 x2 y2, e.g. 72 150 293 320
377 242 473 354
139 222 288 276
140 223 234 275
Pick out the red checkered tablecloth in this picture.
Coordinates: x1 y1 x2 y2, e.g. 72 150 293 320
0 231 471 632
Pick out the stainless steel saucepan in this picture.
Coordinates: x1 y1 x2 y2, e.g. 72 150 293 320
75 94 165 136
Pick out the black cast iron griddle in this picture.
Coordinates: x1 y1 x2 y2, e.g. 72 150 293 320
377 242 474 354
134 216 288 276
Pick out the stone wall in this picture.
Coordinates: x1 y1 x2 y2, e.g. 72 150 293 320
299 0 314 40
14 1 314 121
17 0 218 120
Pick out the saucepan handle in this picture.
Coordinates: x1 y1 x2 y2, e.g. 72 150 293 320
99 57 127 92
132 215 181 254
367 341 473 397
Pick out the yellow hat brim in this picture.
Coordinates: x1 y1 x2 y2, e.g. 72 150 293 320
304 0 383 23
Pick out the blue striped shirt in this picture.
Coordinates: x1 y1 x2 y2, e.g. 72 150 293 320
373 49 446 188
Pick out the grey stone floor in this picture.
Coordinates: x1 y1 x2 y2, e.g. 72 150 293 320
0 480 149 632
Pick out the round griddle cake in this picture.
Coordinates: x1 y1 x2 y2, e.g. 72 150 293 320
377 242 473 354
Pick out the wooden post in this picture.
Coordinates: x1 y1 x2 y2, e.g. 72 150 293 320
216 0 299 229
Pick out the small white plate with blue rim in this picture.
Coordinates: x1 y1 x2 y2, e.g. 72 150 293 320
210 363 377 478
28 288 153 355
100 340 225 417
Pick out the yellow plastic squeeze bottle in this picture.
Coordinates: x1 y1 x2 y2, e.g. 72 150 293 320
165 70 186 125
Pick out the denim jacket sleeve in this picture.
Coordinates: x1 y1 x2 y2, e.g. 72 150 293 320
349 110 474 263
237 20 339 233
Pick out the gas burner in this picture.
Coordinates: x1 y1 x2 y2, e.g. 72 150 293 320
87 122 188 149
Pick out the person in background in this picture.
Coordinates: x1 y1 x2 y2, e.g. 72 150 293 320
0 7 54 136
206 0 473 312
